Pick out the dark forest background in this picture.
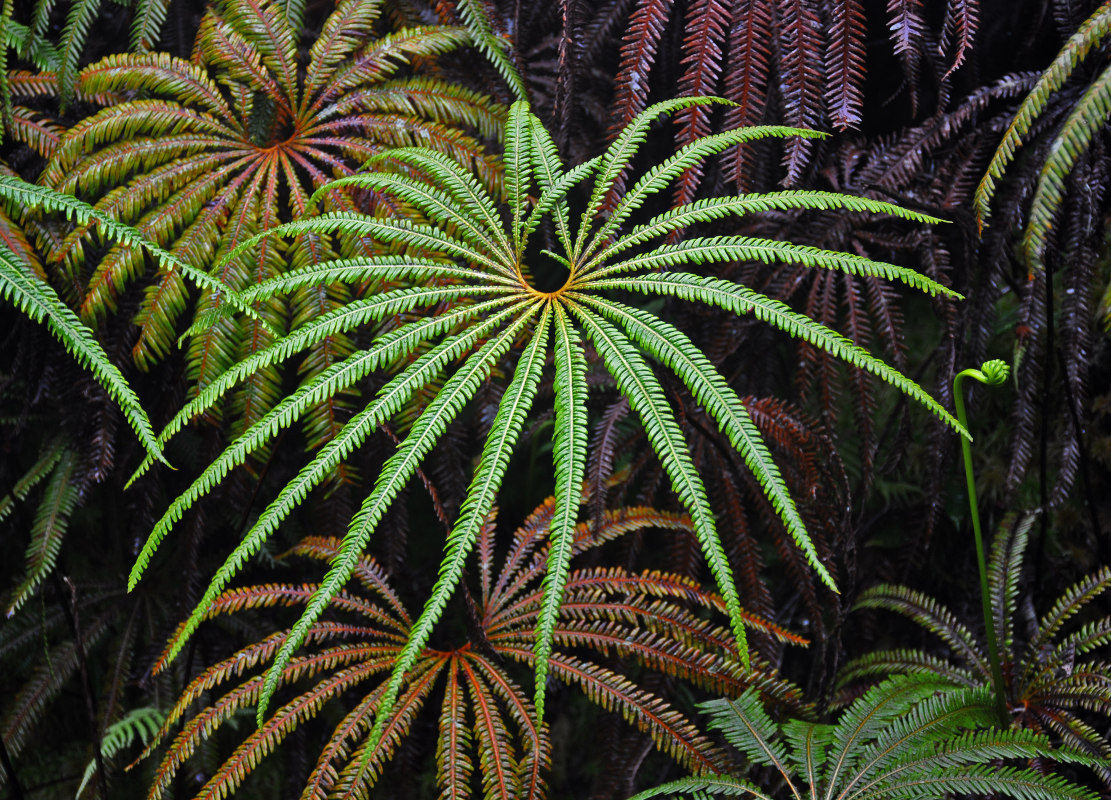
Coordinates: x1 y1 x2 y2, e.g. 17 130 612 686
3 0 1111 797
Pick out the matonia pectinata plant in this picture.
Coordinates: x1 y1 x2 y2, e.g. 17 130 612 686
126 96 966 760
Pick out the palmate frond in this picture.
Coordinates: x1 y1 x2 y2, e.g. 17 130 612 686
41 0 502 445
841 513 1111 786
145 493 798 799
637 676 1101 800
137 97 956 761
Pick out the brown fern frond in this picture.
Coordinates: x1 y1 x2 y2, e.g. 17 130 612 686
672 0 731 206
824 0 867 130
147 494 804 798
939 0 980 79
608 0 671 137
776 0 825 182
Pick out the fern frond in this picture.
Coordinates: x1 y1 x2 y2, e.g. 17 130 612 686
359 304 548 759
504 97 533 256
128 290 517 486
987 513 1034 652
57 0 102 107
1032 565 1111 654
0 437 64 525
129 0 173 50
701 691 800 797
626 773 772 800
76 707 164 799
257 306 540 725
436 658 475 800
1023 62 1111 274
452 0 527 100
570 303 748 666
534 304 588 719
6 446 79 615
0 241 164 461
583 127 829 266
974 1 1111 227
135 299 529 648
355 146 510 251
576 96 732 259
602 192 947 264
582 236 956 298
585 272 964 436
853 584 987 674
575 294 833 591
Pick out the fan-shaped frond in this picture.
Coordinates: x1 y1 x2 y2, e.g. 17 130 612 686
136 99 954 762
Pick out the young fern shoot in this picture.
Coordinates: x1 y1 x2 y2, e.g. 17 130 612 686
130 97 963 755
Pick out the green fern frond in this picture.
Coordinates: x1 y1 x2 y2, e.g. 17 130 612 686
0 240 164 461
6 445 79 615
57 0 101 108
975 1 1111 227
571 303 748 665
604 192 948 266
76 707 164 798
853 584 987 673
835 649 979 690
988 513 1035 652
701 691 800 794
626 774 773 800
574 96 732 260
1023 62 1111 274
574 294 833 592
258 307 541 724
585 272 963 436
0 437 64 525
1032 565 1111 654
129 0 172 50
534 304 588 720
582 236 957 298
453 0 526 101
352 147 511 251
131 300 528 606
348 307 550 761
583 127 829 266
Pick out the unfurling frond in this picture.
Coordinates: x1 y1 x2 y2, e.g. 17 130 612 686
840 513 1111 780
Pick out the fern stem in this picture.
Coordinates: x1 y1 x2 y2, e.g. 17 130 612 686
953 360 1009 725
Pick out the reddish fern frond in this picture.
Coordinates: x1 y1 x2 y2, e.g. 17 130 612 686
886 0 925 56
436 658 475 800
722 0 774 188
288 536 411 624
776 0 825 182
460 658 523 800
672 0 731 206
607 0 671 140
148 494 803 798
39 0 502 445
939 0 980 79
824 0 867 130
515 649 728 774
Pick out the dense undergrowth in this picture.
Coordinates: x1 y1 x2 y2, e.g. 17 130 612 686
2 0 1111 798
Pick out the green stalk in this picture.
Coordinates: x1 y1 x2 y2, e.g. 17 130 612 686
953 359 1010 725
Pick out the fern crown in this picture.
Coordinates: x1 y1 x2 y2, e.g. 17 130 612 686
129 96 962 755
